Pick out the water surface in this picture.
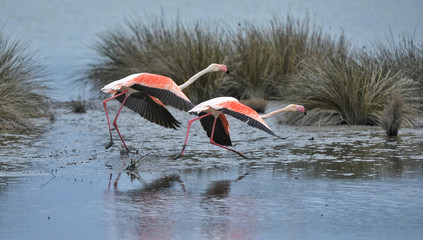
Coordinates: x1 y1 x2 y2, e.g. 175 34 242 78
1 102 422 239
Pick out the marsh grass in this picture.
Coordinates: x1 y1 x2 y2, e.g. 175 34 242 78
240 98 268 113
366 33 423 111
87 15 347 103
381 94 404 136
86 15 421 126
0 32 48 132
70 98 87 113
226 15 348 100
287 54 419 126
86 18 229 103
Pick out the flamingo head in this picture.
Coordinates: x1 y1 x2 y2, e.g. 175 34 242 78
295 105 306 115
284 104 306 115
209 63 230 74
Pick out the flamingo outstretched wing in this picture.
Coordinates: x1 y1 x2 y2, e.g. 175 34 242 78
127 73 195 111
216 100 278 137
115 92 181 129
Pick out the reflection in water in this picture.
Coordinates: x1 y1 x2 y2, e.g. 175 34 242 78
203 172 249 198
105 172 188 239
199 172 254 239
104 172 255 239
107 171 186 193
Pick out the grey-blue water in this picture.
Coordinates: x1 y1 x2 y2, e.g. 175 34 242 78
1 102 423 240
1 0 422 101
1 1 423 239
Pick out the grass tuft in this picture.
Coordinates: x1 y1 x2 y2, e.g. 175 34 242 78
85 15 422 127
70 98 87 113
287 54 419 126
240 98 267 113
0 32 48 132
225 14 348 100
381 93 403 136
86 18 229 103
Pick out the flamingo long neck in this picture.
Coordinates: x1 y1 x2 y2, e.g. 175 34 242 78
179 67 211 90
260 106 294 119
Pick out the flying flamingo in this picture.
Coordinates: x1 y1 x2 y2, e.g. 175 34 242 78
101 63 229 152
174 97 306 159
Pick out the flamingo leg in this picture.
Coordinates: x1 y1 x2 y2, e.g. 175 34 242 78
174 113 212 159
103 90 128 150
112 95 129 152
209 117 248 159
107 172 121 190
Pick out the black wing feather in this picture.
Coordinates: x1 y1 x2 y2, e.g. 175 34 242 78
199 113 232 146
115 92 180 129
220 108 278 137
130 85 194 112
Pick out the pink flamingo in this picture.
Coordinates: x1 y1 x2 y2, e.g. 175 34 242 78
174 97 306 159
102 64 229 152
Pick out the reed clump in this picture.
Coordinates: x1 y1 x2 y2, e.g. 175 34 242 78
240 98 268 113
0 32 48 132
86 18 229 103
366 33 423 111
86 15 422 126
70 98 87 113
381 94 404 136
286 54 419 126
226 15 348 100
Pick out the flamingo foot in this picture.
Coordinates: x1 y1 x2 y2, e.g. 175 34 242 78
174 145 187 160
120 147 138 155
174 153 183 160
237 151 248 159
105 140 114 149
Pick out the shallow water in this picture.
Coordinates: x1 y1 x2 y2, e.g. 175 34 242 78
1 101 423 239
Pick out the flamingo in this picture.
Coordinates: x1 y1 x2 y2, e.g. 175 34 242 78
102 63 229 152
174 97 306 159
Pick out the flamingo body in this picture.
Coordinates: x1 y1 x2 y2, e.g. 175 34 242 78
102 63 229 152
102 73 194 112
175 97 306 159
190 97 276 137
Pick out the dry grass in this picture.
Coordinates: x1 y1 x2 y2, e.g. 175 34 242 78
240 98 268 113
287 54 420 126
86 18 229 103
225 15 348 100
70 99 87 113
86 15 347 102
0 32 48 132
366 33 423 111
381 94 404 136
85 15 421 127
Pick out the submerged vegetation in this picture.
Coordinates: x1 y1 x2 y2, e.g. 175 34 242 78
86 15 423 127
0 32 48 132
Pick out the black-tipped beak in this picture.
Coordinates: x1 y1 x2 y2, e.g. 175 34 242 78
304 111 307 115
226 69 230 74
